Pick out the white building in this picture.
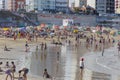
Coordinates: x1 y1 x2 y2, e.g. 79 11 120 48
2 0 16 11
26 0 35 11
87 0 95 9
26 0 56 11
0 0 3 9
74 0 95 8
74 0 80 7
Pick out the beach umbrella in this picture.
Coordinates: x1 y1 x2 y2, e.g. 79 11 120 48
26 26 34 32
73 29 78 33
3 28 10 31
50 33 55 36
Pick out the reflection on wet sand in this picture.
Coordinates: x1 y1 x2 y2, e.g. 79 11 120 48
30 40 112 80
30 43 80 80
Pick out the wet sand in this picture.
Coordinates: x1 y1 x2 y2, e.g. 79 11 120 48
30 38 114 80
0 33 117 80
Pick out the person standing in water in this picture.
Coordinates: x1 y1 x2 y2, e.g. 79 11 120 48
43 68 52 80
79 58 84 75
25 41 29 52
44 43 47 50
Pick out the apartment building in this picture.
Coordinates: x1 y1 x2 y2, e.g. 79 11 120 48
15 0 25 11
26 0 56 11
55 0 69 12
0 0 25 11
96 0 115 14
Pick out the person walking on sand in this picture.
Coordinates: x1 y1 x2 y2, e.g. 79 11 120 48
11 61 16 80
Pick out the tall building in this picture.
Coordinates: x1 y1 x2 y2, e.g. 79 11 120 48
55 0 69 12
96 0 115 14
43 0 55 10
26 0 35 11
15 0 25 11
26 0 56 11
5 0 16 11
1 0 5 9
26 0 69 12
115 0 120 13
0 0 25 11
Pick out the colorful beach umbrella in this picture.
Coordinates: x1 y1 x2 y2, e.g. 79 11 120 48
3 28 10 31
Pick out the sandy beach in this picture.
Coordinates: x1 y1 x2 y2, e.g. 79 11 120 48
0 31 118 80
0 37 51 80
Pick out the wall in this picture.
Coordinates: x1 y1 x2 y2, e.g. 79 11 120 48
37 13 97 26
